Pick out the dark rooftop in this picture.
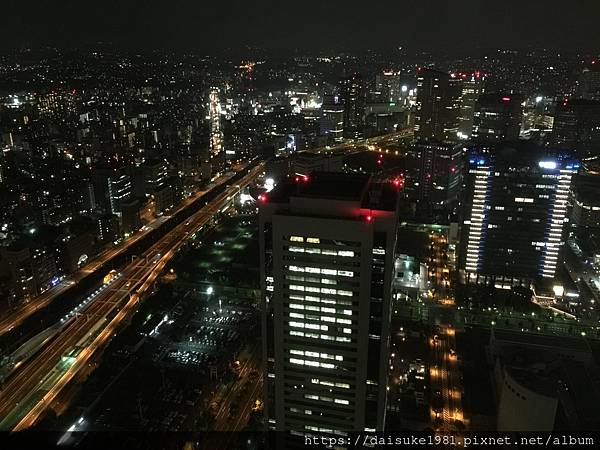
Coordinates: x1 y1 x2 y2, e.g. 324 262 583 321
269 172 370 203
267 171 399 212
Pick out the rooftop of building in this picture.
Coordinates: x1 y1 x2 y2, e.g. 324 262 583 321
467 140 578 167
491 328 591 354
267 171 398 211
504 362 559 398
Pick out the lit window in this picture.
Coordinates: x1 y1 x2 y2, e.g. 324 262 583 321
290 236 304 242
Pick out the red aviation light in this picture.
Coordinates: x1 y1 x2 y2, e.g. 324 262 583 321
366 215 373 223
302 174 309 182
258 194 267 203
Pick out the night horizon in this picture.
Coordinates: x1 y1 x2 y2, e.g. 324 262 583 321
2 0 600 53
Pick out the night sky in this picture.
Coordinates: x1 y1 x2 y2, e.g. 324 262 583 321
2 0 600 53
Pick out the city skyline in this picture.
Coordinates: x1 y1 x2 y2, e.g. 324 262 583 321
2 3 600 448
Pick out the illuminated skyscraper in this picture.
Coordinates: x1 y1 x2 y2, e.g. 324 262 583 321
107 167 132 216
459 143 578 287
457 72 485 140
259 172 400 437
320 94 344 143
209 87 225 163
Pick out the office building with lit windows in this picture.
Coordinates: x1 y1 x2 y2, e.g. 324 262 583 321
259 172 400 438
459 143 579 288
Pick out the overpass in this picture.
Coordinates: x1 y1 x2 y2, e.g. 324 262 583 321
0 163 264 431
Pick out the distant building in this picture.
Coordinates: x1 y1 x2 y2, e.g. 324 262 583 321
121 199 141 235
457 72 486 140
340 74 365 139
575 63 600 101
471 94 522 143
320 94 344 143
375 70 402 103
153 184 175 215
572 172 600 229
459 143 579 287
411 140 462 208
97 214 120 244
259 172 400 435
290 152 344 176
60 230 94 272
414 68 462 141
1 244 58 304
552 99 600 158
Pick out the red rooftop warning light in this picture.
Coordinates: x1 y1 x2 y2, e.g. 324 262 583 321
258 194 267 203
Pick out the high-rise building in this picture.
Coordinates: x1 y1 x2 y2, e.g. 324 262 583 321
575 63 600 101
414 69 462 141
107 167 132 216
571 172 600 229
552 98 600 158
459 143 579 287
121 199 141 235
320 94 344 143
259 172 400 437
412 140 462 208
1 244 58 304
209 88 223 156
471 94 523 143
376 71 402 103
340 74 365 139
457 72 486 140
